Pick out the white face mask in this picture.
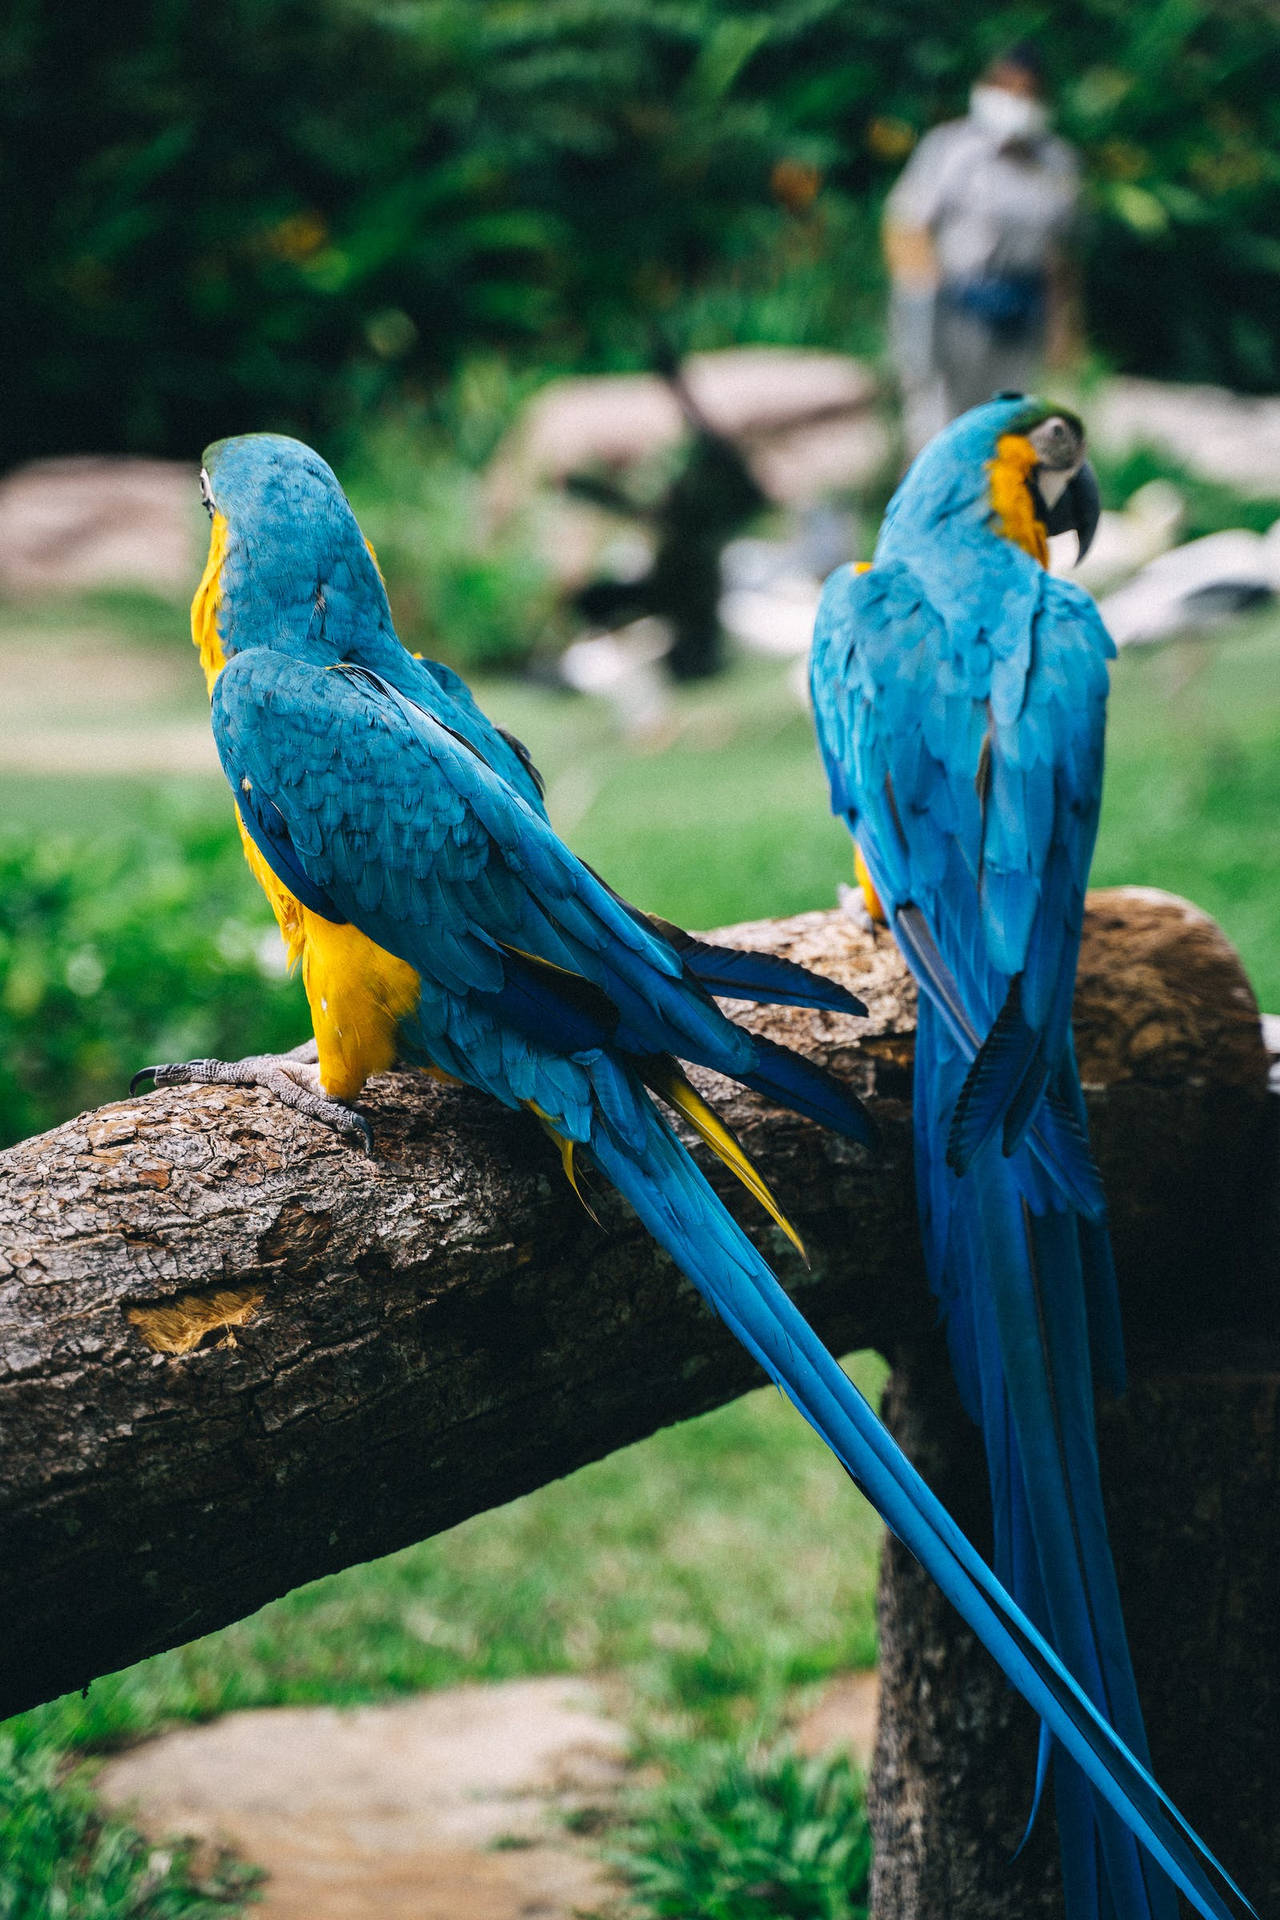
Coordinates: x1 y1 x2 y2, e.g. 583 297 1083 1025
969 83 1050 143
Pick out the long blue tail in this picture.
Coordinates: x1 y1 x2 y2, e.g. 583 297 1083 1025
917 999 1178 1920
585 1061 1251 1920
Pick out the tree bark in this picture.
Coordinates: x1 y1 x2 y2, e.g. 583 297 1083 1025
0 884 1272 1869
870 1355 1280 1918
869 888 1280 1918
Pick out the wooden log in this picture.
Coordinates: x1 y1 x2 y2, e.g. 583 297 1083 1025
870 1358 1280 1917
0 883 1271 1862
869 887 1280 1916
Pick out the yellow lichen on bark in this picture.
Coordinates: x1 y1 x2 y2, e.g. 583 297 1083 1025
127 1284 267 1355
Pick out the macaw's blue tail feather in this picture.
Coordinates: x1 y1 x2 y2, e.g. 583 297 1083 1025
948 975 1045 1173
662 926 869 1017
732 1030 878 1147
1007 1195 1173 1920
586 1078 1253 1920
598 886 868 1017
889 900 1106 1221
923 980 1180 1920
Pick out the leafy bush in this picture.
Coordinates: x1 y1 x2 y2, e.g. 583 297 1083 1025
0 1735 257 1919
10 0 1280 469
0 819 303 1148
345 416 560 672
2 0 853 464
607 1740 870 1920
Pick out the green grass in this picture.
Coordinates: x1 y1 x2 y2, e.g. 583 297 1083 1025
0 774 222 839
603 1739 870 1920
0 1736 258 1919
1094 615 1280 1005
0 589 191 650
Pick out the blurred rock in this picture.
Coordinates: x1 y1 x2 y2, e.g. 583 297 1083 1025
559 617 675 741
1099 522 1280 647
0 455 201 597
1089 378 1280 498
748 409 888 506
792 1668 880 1770
721 572 821 660
488 349 889 589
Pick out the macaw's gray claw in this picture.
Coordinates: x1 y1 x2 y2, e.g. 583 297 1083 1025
128 1047 374 1152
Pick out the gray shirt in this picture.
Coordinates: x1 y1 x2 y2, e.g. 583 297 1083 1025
886 116 1080 283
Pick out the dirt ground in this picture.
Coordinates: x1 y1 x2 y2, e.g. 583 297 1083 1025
93 1671 879 1919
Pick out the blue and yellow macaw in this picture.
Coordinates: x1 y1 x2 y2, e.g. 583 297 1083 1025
810 395 1246 1920
139 433 1247 1920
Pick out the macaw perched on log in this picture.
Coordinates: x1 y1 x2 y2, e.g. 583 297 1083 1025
138 434 1247 1920
810 394 1249 1920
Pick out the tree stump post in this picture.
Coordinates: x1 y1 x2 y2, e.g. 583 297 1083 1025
869 891 1280 1916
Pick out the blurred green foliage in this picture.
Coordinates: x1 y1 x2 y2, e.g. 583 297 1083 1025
0 818 301 1148
0 0 879 464
1094 443 1280 543
345 416 561 671
8 0 1280 470
0 1735 259 1919
606 1741 870 1920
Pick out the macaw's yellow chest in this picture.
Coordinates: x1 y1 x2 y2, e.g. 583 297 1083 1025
853 844 887 925
237 822 422 1100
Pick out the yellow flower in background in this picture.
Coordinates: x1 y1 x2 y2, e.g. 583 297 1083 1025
263 211 329 263
771 158 822 213
866 117 916 162
1097 139 1150 182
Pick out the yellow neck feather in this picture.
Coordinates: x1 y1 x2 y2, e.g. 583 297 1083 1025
988 434 1048 566
191 511 230 696
188 505 420 1100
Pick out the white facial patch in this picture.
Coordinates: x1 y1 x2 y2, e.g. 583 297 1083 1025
1028 416 1084 503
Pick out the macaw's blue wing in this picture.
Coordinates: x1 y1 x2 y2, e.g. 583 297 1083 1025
810 559 1242 1920
214 642 1248 1920
411 654 550 812
213 651 873 1151
811 559 1114 1219
388 658 872 1028
266 647 873 1145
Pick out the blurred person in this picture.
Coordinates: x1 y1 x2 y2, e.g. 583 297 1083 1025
883 46 1081 457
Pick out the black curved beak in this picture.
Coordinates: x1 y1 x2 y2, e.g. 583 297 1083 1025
1043 458 1100 564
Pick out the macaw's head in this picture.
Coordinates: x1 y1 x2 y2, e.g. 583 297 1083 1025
191 433 386 695
889 393 1101 571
